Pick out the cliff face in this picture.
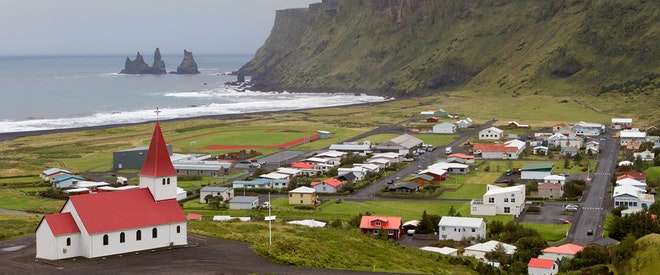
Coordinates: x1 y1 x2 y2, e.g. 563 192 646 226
239 0 659 98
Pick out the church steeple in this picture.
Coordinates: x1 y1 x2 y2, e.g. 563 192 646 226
139 121 178 201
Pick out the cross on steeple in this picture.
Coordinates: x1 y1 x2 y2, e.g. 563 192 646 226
155 107 161 121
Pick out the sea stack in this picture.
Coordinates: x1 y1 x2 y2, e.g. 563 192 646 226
119 48 167 74
175 50 200 74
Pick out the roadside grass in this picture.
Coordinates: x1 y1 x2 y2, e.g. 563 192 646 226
0 213 43 241
0 189 63 214
188 220 477 274
0 176 42 185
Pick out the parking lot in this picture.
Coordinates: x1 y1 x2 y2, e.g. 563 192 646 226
516 201 578 225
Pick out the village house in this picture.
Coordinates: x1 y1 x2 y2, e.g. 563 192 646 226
420 246 458 256
338 166 367 181
311 178 344 193
470 184 525 216
633 149 655 161
527 258 559 275
432 122 456 134
508 121 530 129
613 183 654 209
617 172 646 183
36 122 187 260
478 127 504 140
540 243 584 261
359 215 403 239
428 162 469 174
537 183 563 199
544 175 566 185
584 141 600 155
532 146 549 155
573 121 604 136
276 167 303 177
229 196 259 210
387 181 419 193
473 139 526 159
372 134 424 155
463 240 516 262
288 186 318 205
520 162 554 180
456 117 473 128
426 116 438 123
611 118 633 129
290 162 318 176
407 174 435 187
619 129 646 147
199 186 234 204
328 142 372 155
41 168 72 182
437 216 486 242
51 174 85 188
420 109 446 118
447 153 475 164
417 166 447 182
616 178 646 189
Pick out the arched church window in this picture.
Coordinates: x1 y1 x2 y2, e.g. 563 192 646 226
103 234 109 246
66 237 71 246
176 225 181 233
136 230 142 241
152 228 158 238
120 232 125 243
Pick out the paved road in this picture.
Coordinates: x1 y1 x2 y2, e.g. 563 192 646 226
568 130 618 245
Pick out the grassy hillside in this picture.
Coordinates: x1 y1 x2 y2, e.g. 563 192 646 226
240 0 659 122
620 234 660 275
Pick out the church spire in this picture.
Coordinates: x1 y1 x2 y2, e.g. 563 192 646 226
138 122 177 177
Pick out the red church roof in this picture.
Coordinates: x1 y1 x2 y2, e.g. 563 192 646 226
528 258 555 269
139 122 177 177
68 188 186 234
41 213 80 236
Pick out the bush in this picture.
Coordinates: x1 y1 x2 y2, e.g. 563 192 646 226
293 205 315 210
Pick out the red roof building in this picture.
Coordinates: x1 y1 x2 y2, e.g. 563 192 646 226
541 243 584 259
617 172 647 183
36 122 188 260
528 258 558 275
310 178 344 193
359 216 403 239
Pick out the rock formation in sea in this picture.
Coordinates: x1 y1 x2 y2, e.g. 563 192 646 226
175 50 200 74
119 48 167 74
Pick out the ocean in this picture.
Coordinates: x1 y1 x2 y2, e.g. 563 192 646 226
0 54 388 133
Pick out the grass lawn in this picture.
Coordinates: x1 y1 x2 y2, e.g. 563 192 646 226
438 183 486 200
521 223 569 244
0 176 43 185
646 166 660 183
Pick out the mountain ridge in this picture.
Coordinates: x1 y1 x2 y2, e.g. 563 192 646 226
238 0 658 106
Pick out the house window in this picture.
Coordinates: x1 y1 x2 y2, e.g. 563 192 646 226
388 230 394 235
300 194 303 198
120 232 125 243
442 235 447 239
289 193 292 197
472 228 476 232
66 237 71 246
375 221 381 226
488 198 494 203
504 198 509 202
441 226 446 231
504 207 511 213
136 230 142 241
103 234 109 246
373 229 379 235
177 225 181 233
152 228 158 238
300 200 303 204
511 198 516 203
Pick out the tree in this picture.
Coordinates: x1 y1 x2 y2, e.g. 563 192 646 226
484 243 512 265
525 180 538 195
204 194 214 204
209 195 224 209
568 245 609 270
416 211 441 234
448 205 457 216
513 236 547 263
611 234 636 271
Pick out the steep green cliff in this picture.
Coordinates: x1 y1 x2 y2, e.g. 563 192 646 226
239 0 659 100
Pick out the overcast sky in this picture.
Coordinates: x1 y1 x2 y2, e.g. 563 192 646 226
0 0 318 56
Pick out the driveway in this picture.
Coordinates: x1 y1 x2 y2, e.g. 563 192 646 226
0 235 392 275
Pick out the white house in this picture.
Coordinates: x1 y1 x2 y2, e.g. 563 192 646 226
528 258 559 275
35 122 187 260
585 141 600 154
479 127 504 140
229 196 259 210
433 122 456 134
611 118 632 129
470 185 525 216
633 150 655 161
613 184 654 209
616 178 646 189
573 121 604 136
338 166 367 181
311 178 343 193
472 139 525 159
540 243 584 261
438 216 486 242
543 175 566 185
456 117 473 128
199 186 234 204
464 240 516 262
619 129 646 147
420 246 458 256
428 162 469 174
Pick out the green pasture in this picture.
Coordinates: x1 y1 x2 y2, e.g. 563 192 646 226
0 176 42 185
646 166 660 183
438 183 487 200
521 223 570 244
0 189 63 214
0 213 43 241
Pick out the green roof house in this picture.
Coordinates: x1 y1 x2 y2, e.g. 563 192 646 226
521 162 554 180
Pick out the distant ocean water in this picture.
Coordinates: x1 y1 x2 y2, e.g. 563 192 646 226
0 55 388 133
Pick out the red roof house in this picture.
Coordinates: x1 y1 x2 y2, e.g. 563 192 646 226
541 243 584 260
310 178 344 193
359 216 403 239
36 122 188 260
528 258 558 275
617 172 647 183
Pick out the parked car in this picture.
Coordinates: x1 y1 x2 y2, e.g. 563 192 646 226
261 202 271 209
598 137 607 141
565 204 579 211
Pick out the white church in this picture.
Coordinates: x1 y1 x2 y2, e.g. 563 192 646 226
35 122 188 260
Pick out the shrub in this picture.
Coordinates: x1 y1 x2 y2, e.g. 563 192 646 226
293 205 315 210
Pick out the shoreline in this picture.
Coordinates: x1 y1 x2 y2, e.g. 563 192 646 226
0 101 386 142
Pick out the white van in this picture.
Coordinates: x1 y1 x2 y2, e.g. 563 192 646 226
445 147 452 154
